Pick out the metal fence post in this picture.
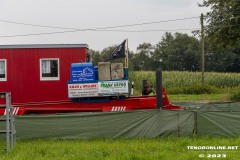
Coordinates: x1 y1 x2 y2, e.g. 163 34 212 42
156 69 163 109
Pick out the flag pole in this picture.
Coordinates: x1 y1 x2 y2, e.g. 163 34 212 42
125 38 129 68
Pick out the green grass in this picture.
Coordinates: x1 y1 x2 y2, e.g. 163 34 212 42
1 137 240 160
168 94 230 102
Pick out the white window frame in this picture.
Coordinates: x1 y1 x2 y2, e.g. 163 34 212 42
40 58 60 81
0 59 7 81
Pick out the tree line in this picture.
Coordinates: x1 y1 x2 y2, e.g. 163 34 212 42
90 0 240 72
90 32 239 72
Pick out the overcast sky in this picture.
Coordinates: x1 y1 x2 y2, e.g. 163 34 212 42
0 0 209 51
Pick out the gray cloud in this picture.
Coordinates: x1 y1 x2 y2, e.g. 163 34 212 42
0 0 208 51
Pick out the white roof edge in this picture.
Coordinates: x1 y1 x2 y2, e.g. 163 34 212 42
0 44 89 49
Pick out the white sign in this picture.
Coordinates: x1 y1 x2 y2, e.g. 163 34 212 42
68 83 98 98
98 80 128 94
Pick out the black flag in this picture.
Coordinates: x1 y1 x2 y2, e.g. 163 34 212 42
110 40 126 60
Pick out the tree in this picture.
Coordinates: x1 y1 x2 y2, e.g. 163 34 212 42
153 32 201 71
199 0 240 50
131 43 155 71
205 49 240 72
153 32 173 70
90 49 101 66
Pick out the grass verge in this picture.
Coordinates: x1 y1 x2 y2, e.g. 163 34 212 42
168 94 230 102
1 137 240 160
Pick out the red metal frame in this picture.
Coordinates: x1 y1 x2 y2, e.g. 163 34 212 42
0 88 185 115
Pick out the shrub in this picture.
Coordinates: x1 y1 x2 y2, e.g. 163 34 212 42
230 87 240 102
168 84 217 95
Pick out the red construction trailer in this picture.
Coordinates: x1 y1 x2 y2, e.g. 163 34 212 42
0 44 184 115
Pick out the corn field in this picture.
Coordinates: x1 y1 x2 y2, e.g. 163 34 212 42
129 71 240 93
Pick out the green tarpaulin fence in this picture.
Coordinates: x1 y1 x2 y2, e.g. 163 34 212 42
197 111 240 137
1 102 240 139
12 110 195 139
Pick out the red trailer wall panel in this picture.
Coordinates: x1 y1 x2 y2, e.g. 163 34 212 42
0 45 87 104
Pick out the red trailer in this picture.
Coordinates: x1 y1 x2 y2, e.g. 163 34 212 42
0 44 184 115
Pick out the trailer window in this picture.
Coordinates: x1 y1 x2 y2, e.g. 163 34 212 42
0 59 6 81
40 59 59 80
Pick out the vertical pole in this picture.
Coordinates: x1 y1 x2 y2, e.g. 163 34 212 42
142 80 147 95
9 93 14 148
125 39 129 68
131 81 134 95
156 69 163 109
6 93 10 152
201 13 205 85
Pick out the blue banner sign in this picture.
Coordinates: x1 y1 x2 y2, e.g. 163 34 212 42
71 63 95 82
